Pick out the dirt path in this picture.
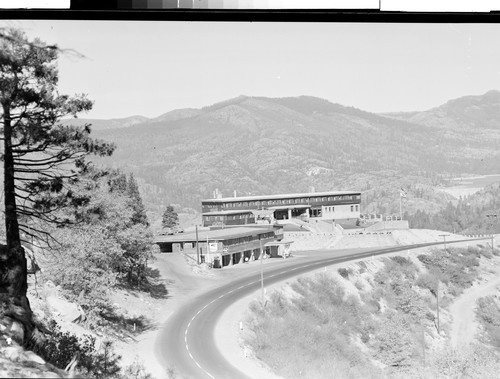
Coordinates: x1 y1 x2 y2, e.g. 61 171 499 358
449 262 500 348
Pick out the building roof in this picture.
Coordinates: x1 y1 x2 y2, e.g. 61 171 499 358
155 225 276 244
202 190 360 203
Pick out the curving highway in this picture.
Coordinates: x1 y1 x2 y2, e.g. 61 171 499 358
155 239 486 379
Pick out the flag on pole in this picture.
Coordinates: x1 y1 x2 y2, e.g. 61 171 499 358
400 188 408 198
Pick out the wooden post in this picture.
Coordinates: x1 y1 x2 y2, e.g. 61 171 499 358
436 280 440 335
195 225 200 264
260 237 264 303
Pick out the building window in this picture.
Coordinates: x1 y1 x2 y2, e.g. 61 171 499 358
351 205 354 212
355 205 359 211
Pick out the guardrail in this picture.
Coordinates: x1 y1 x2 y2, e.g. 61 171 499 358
461 234 495 238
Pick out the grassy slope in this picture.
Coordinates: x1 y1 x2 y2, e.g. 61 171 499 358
244 245 500 379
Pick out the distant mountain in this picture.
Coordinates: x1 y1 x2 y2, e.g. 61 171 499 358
62 115 149 130
383 90 500 173
84 92 500 213
151 108 202 123
388 90 500 130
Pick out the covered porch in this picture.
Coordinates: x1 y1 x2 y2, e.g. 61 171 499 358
268 204 311 221
264 240 294 258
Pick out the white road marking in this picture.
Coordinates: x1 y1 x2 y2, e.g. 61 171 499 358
182 254 385 378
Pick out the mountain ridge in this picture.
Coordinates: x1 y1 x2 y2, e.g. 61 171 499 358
80 91 500 215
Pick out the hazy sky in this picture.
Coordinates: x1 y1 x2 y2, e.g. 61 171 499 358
3 20 500 119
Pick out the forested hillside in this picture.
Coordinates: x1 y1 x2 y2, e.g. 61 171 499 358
406 182 500 234
76 92 500 217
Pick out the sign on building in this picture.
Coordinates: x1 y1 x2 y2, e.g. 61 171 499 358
208 242 218 253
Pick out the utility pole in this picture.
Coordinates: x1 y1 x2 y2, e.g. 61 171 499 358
436 280 440 335
399 194 402 220
486 214 497 255
260 236 264 303
195 225 200 264
206 236 210 266
439 234 449 251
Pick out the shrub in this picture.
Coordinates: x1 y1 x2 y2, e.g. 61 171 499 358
476 296 500 348
391 256 411 266
354 280 364 291
417 248 481 292
34 321 95 371
123 357 153 379
245 273 377 377
416 272 438 297
431 344 500 378
33 321 122 378
338 268 349 278
394 285 428 321
374 312 419 367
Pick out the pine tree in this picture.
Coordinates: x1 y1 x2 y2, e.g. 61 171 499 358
127 173 148 226
162 205 179 230
0 28 114 345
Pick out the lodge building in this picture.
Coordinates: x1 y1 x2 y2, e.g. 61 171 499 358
155 225 291 268
155 189 362 268
201 190 361 227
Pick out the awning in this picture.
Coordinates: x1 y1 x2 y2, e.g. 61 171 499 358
264 240 294 246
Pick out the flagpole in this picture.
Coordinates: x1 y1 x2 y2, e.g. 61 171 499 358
399 193 402 220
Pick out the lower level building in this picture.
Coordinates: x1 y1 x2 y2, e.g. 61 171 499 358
155 225 291 268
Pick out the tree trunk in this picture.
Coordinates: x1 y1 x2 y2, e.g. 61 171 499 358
0 104 34 345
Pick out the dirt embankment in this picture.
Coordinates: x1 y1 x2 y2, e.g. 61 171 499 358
449 261 500 348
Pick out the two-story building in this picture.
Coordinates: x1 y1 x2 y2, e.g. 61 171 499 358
201 190 361 227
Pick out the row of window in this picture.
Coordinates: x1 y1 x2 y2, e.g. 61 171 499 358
323 204 360 213
216 195 360 208
225 232 274 246
204 214 253 221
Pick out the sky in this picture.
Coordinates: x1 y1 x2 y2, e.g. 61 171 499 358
3 20 500 119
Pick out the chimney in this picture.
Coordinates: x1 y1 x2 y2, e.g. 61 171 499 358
309 186 315 193
234 190 237 198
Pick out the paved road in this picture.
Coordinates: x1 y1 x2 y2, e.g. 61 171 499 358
155 239 486 379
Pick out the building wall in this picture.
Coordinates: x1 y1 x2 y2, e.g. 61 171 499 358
202 193 361 213
202 213 255 227
321 203 360 220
